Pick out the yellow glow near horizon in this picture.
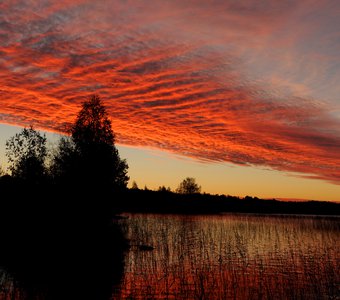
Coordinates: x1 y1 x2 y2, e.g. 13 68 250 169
123 145 340 202
0 124 339 202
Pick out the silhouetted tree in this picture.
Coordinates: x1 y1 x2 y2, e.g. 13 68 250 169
131 180 139 189
52 95 129 188
0 165 5 177
49 136 77 182
176 177 201 194
157 185 171 192
5 126 47 183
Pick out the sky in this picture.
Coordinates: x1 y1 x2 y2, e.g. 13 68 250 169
0 0 340 201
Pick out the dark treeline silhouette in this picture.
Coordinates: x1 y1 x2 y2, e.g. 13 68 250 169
115 176 340 216
114 188 340 216
0 95 128 300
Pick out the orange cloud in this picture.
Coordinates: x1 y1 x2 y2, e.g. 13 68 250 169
0 0 340 184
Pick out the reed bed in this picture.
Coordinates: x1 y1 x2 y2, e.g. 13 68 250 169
116 214 339 299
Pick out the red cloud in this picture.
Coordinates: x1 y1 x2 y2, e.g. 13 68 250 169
1 0 340 184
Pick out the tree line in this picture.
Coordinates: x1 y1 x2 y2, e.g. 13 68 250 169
132 177 201 194
1 95 202 195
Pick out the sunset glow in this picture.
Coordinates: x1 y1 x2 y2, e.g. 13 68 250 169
1 1 340 200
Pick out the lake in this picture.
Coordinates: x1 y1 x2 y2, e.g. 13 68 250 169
0 213 339 299
115 213 339 299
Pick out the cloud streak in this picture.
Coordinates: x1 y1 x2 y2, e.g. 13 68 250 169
0 0 340 184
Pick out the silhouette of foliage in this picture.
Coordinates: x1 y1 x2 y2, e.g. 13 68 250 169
176 177 201 194
0 165 5 177
5 126 47 183
131 180 139 189
49 136 77 182
52 95 129 188
1 98 129 299
71 95 115 147
116 188 340 216
158 185 172 192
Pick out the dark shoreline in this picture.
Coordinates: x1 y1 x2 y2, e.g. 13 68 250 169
114 189 340 216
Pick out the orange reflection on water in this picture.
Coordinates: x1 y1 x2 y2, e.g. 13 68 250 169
117 214 339 299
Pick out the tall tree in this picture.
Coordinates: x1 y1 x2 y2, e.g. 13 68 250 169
176 177 201 194
0 165 4 177
49 136 78 182
5 126 47 183
52 95 129 188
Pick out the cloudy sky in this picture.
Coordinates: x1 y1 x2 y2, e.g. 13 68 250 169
0 0 340 201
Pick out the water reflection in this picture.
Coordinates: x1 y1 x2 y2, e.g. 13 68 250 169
0 222 126 300
117 214 339 299
1 214 338 299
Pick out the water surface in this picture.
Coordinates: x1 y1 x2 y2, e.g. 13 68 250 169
116 213 339 299
0 213 338 299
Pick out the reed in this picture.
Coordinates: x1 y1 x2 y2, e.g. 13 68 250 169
116 214 339 299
